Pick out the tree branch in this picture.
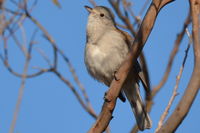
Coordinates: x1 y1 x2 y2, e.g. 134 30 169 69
157 0 200 132
155 29 191 132
110 0 152 100
129 12 193 133
88 0 174 132
153 13 191 95
109 0 137 36
9 28 36 133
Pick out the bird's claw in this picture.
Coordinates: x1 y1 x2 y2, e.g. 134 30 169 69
114 71 120 81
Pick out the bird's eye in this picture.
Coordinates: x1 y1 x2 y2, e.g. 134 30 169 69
100 13 104 17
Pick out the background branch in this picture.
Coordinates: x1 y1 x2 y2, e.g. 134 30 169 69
9 29 36 133
157 0 200 132
130 10 192 133
1 0 198 133
153 13 191 94
155 28 192 132
1 0 97 124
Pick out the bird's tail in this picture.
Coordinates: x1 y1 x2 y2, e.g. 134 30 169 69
123 83 152 131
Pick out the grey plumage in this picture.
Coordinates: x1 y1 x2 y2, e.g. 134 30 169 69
84 6 152 130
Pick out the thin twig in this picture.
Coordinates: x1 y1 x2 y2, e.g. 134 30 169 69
156 0 200 132
152 13 191 97
139 0 150 16
109 0 137 37
36 48 52 66
8 49 30 133
25 9 97 119
1 31 48 78
53 70 97 118
155 28 192 133
89 0 96 7
9 25 36 133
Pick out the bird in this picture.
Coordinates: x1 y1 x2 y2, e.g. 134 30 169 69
84 5 152 130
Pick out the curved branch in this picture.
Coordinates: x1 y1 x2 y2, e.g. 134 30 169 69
130 10 192 133
25 10 97 119
9 28 36 133
53 70 97 119
157 0 200 132
110 0 152 100
88 0 174 132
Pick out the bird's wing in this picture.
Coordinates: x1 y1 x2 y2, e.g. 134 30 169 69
120 29 149 91
114 28 133 48
138 66 149 92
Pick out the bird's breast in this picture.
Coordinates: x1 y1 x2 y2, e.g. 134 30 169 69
85 30 129 86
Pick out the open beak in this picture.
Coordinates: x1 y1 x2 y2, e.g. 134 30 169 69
84 5 93 13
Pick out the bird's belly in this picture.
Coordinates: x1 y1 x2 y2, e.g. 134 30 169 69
85 44 126 86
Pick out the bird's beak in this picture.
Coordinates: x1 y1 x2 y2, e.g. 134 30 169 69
84 5 93 13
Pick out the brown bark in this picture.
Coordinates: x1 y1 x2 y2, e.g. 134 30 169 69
157 0 200 132
87 0 174 132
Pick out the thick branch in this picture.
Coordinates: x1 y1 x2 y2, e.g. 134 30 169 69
110 0 152 100
157 0 200 132
130 11 192 133
88 0 174 132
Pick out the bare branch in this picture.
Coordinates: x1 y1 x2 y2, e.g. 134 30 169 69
1 1 97 122
109 0 137 37
25 10 97 119
157 0 200 132
88 0 174 132
111 0 152 101
155 29 192 132
153 13 191 96
9 25 35 133
53 70 97 118
89 0 97 7
139 0 151 16
130 11 192 133
0 0 4 8
1 34 49 78
36 48 53 66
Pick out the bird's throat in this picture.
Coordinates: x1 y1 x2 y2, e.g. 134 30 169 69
86 23 107 44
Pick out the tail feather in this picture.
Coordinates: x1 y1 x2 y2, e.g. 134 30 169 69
123 83 152 131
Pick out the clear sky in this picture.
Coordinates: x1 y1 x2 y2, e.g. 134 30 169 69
0 0 200 133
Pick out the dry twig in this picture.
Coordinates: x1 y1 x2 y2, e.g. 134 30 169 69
155 28 192 132
156 0 200 132
25 8 97 118
109 0 137 36
1 0 97 125
153 14 191 95
9 28 36 133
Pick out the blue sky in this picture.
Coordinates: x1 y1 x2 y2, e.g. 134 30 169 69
0 0 199 133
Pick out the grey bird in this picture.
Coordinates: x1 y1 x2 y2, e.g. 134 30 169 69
84 5 152 130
